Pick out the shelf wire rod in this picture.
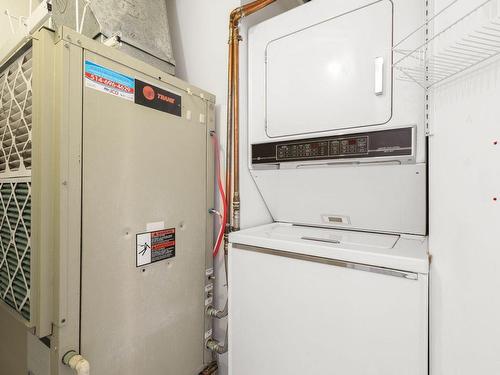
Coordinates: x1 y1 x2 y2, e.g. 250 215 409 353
429 48 500 87
450 48 498 61
401 64 441 73
452 43 498 55
427 66 463 78
469 31 500 42
430 52 472 64
452 43 496 54
468 29 500 42
394 66 427 88
432 51 483 65
401 66 433 75
427 64 462 75
397 51 427 65
425 59 473 77
394 0 496 66
436 52 483 67
428 69 454 78
394 0 461 49
427 67 466 79
482 25 500 33
429 55 470 68
462 36 500 48
476 30 500 39
441 48 486 61
429 71 462 81
393 49 416 54
396 75 425 82
428 73 450 82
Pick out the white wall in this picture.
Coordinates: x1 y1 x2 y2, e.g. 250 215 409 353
166 1 300 374
429 0 500 374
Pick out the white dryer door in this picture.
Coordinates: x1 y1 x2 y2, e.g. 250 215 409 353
266 0 393 138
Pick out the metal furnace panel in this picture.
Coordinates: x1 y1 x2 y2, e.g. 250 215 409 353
80 51 208 375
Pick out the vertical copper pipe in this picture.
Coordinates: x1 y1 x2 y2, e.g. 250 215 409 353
232 28 241 231
224 28 235 252
225 0 277 235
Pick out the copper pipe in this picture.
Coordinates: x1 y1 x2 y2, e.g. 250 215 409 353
229 0 277 27
225 0 277 234
224 26 235 252
232 27 241 231
212 0 277 356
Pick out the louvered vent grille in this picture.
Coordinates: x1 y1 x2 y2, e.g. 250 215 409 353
0 49 33 175
0 182 31 320
0 47 32 322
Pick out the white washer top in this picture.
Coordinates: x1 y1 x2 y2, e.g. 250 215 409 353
229 223 429 274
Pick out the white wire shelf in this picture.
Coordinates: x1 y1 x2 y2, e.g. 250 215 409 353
393 0 500 88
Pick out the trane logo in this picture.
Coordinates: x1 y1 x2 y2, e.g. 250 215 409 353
142 85 155 100
142 85 176 104
157 93 176 104
135 79 182 117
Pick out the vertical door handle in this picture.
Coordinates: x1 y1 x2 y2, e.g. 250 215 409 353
374 57 384 96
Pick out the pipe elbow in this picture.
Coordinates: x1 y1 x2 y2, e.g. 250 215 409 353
63 351 90 375
207 339 228 355
229 8 244 28
74 358 90 375
207 303 228 319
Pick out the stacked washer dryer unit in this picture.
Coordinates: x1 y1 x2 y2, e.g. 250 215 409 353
229 0 429 374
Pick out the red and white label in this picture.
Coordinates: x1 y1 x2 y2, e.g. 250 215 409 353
136 228 176 267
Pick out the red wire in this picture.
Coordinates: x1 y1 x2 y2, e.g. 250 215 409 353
211 133 227 257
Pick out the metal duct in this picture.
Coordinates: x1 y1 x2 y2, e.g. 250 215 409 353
91 0 175 74
49 0 176 74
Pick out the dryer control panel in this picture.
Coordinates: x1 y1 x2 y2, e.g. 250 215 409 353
252 127 413 165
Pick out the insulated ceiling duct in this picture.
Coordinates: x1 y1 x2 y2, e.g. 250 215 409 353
90 0 175 74
49 0 176 74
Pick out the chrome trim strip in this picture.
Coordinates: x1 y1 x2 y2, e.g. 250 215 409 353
234 243 419 280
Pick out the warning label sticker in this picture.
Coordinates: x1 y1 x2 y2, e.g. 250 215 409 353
136 228 176 267
84 60 135 101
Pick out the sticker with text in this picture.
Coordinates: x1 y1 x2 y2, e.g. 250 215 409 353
85 60 135 101
136 228 175 267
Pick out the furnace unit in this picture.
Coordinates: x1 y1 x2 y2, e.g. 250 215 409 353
0 26 215 375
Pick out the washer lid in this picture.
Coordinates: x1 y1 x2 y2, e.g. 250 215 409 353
229 223 429 274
